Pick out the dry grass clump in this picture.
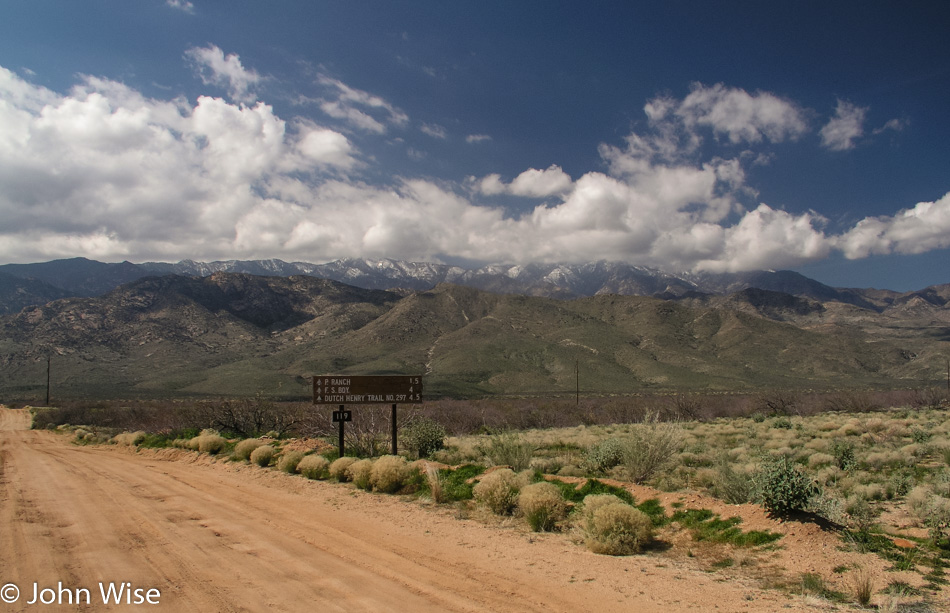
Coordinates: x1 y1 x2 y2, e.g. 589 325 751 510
619 420 683 484
850 567 875 607
423 464 446 503
370 455 410 493
250 444 275 467
518 481 567 531
277 450 305 474
329 456 358 481
473 468 520 515
807 452 835 468
112 430 147 446
346 459 375 490
232 438 265 461
297 454 330 480
196 433 227 455
579 494 652 555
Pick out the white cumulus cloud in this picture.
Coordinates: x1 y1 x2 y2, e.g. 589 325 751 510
185 45 261 104
316 75 408 134
0 66 944 277
820 99 867 151
476 165 573 198
668 83 808 145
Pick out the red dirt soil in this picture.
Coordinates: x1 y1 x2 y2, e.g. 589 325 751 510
0 408 943 612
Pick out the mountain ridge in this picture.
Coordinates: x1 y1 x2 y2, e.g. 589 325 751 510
0 257 941 316
1 271 947 400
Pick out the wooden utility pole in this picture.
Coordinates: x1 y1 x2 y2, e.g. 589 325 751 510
575 359 579 407
46 356 51 406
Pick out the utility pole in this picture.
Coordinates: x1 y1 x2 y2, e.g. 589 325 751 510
46 355 51 406
575 359 579 408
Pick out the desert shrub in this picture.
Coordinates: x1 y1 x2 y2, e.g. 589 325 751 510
583 438 626 474
346 459 375 490
831 439 857 471
580 493 628 519
581 498 653 555
473 468 520 515
712 459 753 504
757 390 800 416
297 454 330 480
232 438 265 462
754 457 817 516
250 444 275 467
401 418 446 459
619 421 683 484
112 430 147 446
477 431 535 471
518 482 567 532
771 416 793 429
196 434 227 455
277 450 305 474
925 496 950 545
329 456 358 481
370 455 410 493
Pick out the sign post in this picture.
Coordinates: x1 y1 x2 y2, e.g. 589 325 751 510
331 406 352 457
313 376 423 457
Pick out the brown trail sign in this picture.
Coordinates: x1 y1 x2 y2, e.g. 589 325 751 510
313 375 423 457
313 375 422 405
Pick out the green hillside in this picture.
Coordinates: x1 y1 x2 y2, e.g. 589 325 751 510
1 275 946 401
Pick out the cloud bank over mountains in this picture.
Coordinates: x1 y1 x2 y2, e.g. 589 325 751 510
0 45 946 272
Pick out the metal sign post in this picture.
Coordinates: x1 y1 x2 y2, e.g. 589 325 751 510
314 376 423 458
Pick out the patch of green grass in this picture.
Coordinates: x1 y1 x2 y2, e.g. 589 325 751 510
884 580 921 596
543 477 638 506
439 464 485 501
672 508 781 547
139 428 200 449
577 479 635 505
799 572 848 602
635 498 668 526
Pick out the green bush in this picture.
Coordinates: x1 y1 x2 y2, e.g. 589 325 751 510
297 455 330 480
232 438 265 462
250 445 275 467
370 455 410 493
831 439 857 471
402 418 446 459
583 438 626 474
754 457 817 516
518 482 567 532
277 450 305 474
473 468 520 515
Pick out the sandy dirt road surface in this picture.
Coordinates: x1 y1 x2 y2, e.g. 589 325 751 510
0 408 832 612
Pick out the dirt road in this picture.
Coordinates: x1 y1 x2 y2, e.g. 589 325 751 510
0 408 826 612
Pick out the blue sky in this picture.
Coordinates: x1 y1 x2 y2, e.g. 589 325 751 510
0 1 948 290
